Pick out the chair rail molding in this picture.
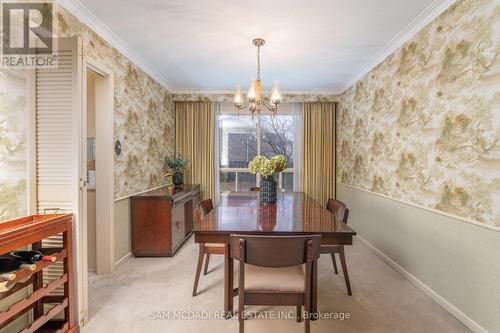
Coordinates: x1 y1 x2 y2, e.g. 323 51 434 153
114 184 168 202
337 183 500 233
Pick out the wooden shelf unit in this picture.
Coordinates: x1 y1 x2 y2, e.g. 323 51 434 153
0 214 78 333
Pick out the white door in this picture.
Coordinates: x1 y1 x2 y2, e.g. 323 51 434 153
34 36 87 325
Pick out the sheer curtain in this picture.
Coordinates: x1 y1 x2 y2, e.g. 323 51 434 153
301 102 336 206
213 103 221 204
175 101 216 200
293 103 303 191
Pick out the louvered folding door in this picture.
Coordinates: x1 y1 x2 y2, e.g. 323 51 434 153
35 37 85 321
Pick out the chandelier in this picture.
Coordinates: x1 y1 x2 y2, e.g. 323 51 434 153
233 38 281 115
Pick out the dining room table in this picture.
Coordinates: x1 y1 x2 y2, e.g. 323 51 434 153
192 191 357 318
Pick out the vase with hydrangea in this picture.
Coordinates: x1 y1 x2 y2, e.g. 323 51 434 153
248 155 288 205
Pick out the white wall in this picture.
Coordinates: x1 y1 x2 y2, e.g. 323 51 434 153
337 183 500 332
114 198 131 264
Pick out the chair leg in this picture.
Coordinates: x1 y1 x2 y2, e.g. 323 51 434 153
330 252 338 274
239 318 244 333
238 303 244 333
339 246 352 296
304 302 310 333
305 284 311 332
192 244 205 296
296 306 302 322
238 257 245 331
204 253 211 275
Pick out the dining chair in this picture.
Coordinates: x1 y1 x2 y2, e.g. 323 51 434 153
192 199 225 296
230 234 321 333
322 198 351 295
250 187 260 192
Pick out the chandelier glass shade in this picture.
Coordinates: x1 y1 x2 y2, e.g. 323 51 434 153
233 38 281 115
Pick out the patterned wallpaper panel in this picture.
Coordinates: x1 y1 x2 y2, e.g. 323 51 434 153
337 0 500 226
172 93 340 102
0 6 175 222
0 69 27 222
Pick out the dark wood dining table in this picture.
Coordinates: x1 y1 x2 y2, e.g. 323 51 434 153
192 191 357 318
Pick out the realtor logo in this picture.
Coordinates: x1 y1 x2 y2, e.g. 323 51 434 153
1 0 56 68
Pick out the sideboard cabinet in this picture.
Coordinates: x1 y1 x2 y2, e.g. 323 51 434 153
131 185 200 257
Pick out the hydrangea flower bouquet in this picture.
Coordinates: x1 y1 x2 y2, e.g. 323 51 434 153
248 155 288 204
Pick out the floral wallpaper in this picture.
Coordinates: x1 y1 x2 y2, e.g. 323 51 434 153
337 0 500 226
0 6 175 221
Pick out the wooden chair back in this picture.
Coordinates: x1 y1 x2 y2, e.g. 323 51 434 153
326 198 349 224
194 199 213 224
229 235 320 267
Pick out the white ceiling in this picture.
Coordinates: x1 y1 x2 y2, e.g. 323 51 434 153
74 0 448 93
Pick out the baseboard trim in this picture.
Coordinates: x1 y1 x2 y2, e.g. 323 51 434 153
115 252 132 268
356 235 487 333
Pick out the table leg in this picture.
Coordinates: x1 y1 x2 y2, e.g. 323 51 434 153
224 243 234 318
311 259 318 320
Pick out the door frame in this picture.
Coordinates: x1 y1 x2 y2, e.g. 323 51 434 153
80 57 115 326
84 57 115 275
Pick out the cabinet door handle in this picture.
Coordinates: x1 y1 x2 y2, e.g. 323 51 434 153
176 221 181 229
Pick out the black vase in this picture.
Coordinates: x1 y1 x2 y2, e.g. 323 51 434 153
172 173 183 187
260 175 277 205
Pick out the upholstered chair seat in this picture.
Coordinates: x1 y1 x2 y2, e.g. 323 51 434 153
244 264 305 292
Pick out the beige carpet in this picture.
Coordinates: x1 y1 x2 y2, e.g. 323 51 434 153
82 237 469 333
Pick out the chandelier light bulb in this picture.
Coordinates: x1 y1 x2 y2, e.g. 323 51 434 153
271 80 281 105
248 79 257 103
233 84 243 108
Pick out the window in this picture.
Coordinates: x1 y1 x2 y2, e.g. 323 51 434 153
218 103 295 198
219 115 258 193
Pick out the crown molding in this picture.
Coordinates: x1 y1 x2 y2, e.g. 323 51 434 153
340 0 457 93
172 89 234 95
58 0 456 95
58 0 174 91
172 89 343 95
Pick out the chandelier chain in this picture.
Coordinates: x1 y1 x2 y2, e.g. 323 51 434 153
257 44 261 80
